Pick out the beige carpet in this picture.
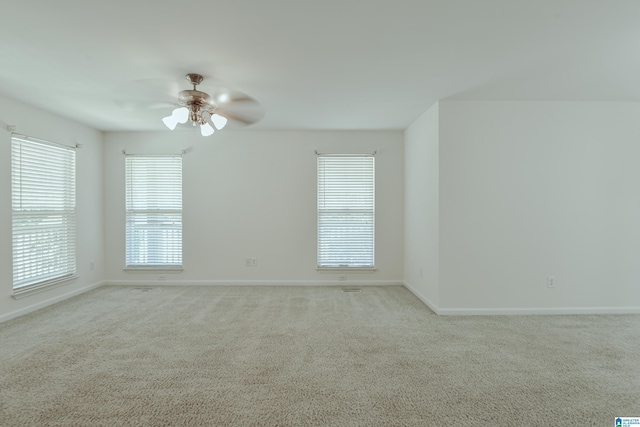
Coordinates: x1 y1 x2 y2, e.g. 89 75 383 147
0 285 638 426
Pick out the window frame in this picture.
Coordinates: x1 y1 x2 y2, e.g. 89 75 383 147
124 155 183 270
11 135 77 297
316 154 376 271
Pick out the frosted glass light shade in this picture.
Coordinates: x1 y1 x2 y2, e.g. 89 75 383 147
162 114 179 130
200 122 215 136
174 107 189 123
211 113 228 130
162 107 190 130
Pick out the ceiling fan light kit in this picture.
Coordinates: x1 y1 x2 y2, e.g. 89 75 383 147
161 73 239 137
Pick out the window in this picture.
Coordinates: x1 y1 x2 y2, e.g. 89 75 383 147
125 155 182 268
317 155 375 268
12 135 76 294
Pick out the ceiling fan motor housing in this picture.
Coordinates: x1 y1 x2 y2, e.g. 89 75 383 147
178 89 212 107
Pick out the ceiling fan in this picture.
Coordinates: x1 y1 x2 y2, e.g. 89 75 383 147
151 73 263 136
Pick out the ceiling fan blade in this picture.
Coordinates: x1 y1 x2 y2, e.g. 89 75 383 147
216 112 254 126
200 87 264 126
214 102 265 126
210 88 259 105
113 78 180 111
115 100 178 111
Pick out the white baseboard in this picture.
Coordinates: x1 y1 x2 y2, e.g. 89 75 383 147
104 279 405 287
436 306 640 315
403 281 640 315
402 281 441 314
0 280 105 324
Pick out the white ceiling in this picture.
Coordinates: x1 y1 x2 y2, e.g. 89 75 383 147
1 0 639 132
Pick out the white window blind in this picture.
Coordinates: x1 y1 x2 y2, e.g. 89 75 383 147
125 155 182 267
317 155 375 268
12 135 76 291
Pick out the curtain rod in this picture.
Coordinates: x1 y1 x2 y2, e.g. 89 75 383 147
315 150 377 156
121 147 192 156
11 132 80 149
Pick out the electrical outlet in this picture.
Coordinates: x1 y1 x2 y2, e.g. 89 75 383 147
245 258 252 267
90 260 95 270
158 275 167 281
547 276 556 288
251 257 257 266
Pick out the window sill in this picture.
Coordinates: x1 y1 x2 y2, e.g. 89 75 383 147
316 267 376 273
12 275 78 299
123 266 183 273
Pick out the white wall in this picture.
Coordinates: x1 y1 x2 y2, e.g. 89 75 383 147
0 95 104 322
103 130 404 285
438 100 640 313
404 103 440 309
7 93 636 318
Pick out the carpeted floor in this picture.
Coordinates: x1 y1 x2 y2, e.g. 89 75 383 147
0 285 638 426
